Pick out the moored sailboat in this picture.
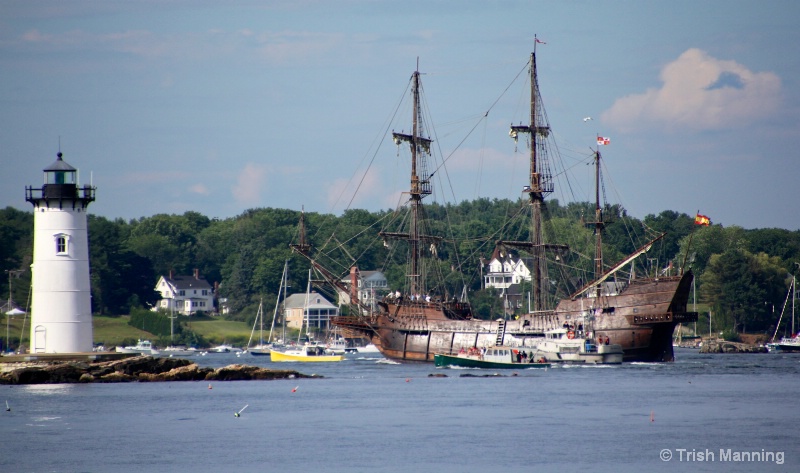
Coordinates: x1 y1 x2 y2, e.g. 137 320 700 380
770 272 800 352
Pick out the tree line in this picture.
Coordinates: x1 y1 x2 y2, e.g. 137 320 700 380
2 201 800 337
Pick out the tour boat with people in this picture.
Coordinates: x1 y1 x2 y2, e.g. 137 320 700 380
434 346 550 369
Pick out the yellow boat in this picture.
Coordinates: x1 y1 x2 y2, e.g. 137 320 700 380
270 345 343 362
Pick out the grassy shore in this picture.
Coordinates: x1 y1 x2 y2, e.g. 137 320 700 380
2 315 260 350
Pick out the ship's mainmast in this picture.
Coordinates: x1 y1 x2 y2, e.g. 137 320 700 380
385 69 434 297
504 43 563 312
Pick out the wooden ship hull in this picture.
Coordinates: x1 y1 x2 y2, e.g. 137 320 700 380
334 271 697 363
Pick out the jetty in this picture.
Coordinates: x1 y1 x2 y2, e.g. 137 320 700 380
0 355 316 385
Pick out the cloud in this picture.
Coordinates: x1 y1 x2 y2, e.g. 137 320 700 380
325 166 383 212
189 183 210 195
254 30 345 64
602 48 781 132
232 163 266 205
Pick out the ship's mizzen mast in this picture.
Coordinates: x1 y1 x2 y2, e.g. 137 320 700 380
382 69 434 297
591 150 605 298
503 44 565 312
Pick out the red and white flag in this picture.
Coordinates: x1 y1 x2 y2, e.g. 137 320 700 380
535 38 546 44
597 136 610 146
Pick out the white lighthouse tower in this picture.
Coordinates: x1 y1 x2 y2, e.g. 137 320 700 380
25 152 96 354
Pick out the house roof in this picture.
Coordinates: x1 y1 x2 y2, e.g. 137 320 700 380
284 292 336 309
161 274 212 291
340 270 386 282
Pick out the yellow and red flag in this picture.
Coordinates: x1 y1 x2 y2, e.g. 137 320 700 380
694 213 711 226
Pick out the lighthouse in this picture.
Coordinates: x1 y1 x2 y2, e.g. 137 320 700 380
25 152 96 353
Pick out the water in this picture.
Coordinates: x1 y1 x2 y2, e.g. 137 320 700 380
1 349 798 472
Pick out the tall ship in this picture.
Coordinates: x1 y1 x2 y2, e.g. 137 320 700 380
292 43 697 362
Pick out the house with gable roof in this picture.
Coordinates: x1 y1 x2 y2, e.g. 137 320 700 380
482 247 533 312
283 291 339 331
153 269 215 315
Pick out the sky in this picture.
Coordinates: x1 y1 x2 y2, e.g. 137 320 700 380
1 0 799 230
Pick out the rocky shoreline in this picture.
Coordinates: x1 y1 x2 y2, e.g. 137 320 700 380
699 340 769 354
0 355 317 385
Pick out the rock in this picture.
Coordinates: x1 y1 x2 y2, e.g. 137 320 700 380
139 364 212 382
0 356 314 385
205 364 314 381
699 340 769 354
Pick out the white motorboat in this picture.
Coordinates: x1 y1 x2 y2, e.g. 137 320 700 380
532 328 623 364
210 344 241 353
160 345 198 356
776 334 800 352
115 339 159 355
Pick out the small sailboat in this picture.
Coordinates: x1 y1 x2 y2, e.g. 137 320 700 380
270 269 342 362
248 260 291 356
770 273 800 352
246 300 271 356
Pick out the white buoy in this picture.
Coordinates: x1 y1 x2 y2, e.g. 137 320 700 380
26 152 96 354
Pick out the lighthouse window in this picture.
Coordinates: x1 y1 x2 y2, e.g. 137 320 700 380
55 235 69 255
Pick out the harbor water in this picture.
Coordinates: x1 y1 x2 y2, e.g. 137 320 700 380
1 348 798 472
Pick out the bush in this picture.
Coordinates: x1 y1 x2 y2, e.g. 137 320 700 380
721 329 741 342
128 308 176 337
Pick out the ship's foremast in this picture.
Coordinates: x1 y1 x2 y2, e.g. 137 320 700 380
503 43 566 311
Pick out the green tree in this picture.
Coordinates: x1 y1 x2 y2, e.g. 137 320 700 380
700 248 787 333
89 216 160 314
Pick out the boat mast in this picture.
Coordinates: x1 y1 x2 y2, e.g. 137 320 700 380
388 67 433 297
506 39 556 312
591 150 604 297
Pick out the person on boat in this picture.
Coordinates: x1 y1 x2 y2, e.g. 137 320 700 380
605 336 610 345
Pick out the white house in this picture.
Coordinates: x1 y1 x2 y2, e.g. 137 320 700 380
154 269 214 315
483 252 532 292
283 291 338 331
